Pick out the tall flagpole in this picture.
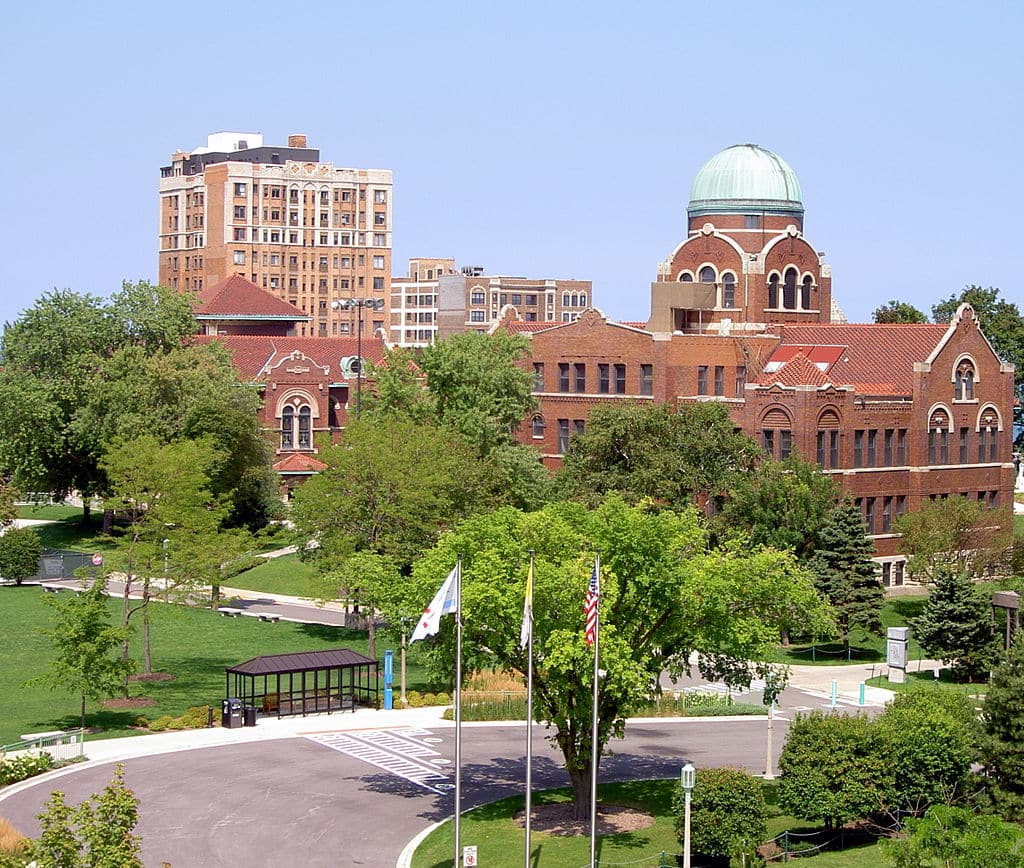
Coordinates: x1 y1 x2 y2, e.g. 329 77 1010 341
524 551 534 868
589 552 601 868
454 554 463 868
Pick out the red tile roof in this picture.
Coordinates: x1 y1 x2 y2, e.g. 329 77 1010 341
769 323 948 395
196 334 387 381
273 453 328 474
498 320 557 334
195 276 309 320
758 352 830 387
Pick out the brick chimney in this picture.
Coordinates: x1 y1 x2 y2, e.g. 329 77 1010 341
288 134 307 148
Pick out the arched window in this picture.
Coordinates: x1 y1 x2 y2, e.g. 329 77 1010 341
955 359 976 401
801 275 813 310
281 401 314 450
699 265 716 284
570 294 578 307
928 408 951 465
580 292 587 306
531 415 545 439
281 406 294 449
679 272 694 282
562 293 570 306
760 407 793 460
722 273 736 308
815 409 841 469
783 267 798 310
767 273 779 308
977 406 1000 462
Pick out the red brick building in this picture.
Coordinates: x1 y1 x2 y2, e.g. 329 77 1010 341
518 145 1016 583
194 276 385 495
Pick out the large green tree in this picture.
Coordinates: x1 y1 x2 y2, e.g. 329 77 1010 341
364 337 550 511
932 285 1024 396
778 711 885 830
100 435 234 675
556 401 761 508
29 581 134 729
979 634 1024 821
0 283 198 517
292 415 491 575
875 691 979 818
676 767 767 862
913 568 1000 682
895 495 1007 583
73 341 278 530
873 300 929 324
882 805 1024 868
806 502 884 652
715 455 840 559
406 496 832 818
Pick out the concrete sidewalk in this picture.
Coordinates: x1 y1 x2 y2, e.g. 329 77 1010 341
79 704 452 764
785 658 941 706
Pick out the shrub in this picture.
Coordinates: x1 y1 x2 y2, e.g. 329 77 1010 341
0 817 27 856
435 692 451 706
422 693 437 706
148 716 174 732
0 753 54 787
407 691 423 708
675 767 767 862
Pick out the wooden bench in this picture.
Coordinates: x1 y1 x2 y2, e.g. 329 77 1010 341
257 613 281 623
218 607 243 617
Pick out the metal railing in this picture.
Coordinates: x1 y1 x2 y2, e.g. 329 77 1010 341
3 728 85 763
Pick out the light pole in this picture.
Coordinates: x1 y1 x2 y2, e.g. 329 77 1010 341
331 297 383 419
681 762 696 868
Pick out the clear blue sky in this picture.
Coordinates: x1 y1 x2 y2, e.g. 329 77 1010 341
1 1 1021 329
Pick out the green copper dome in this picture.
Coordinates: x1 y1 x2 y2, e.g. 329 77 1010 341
688 144 803 219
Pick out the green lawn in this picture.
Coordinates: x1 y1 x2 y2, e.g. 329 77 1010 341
223 552 318 597
16 504 84 522
24 514 113 554
412 779 889 867
767 592 929 665
0 585 430 745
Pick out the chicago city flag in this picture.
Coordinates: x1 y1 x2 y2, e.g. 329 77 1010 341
410 564 459 643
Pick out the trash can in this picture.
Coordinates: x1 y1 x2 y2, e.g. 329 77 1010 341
221 697 243 729
243 705 257 727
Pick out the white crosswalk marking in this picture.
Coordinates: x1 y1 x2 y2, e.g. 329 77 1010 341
306 728 451 794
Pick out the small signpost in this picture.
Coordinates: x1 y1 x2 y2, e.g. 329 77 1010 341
462 845 478 866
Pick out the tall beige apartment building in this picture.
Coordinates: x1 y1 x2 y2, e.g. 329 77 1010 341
159 132 393 338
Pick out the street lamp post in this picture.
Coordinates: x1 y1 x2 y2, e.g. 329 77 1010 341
681 762 696 868
331 297 383 419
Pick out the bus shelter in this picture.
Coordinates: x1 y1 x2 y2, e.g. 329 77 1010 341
225 648 379 718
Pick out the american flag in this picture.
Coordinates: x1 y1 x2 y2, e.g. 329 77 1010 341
584 562 599 646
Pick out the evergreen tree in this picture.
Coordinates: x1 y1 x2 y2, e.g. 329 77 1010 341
979 634 1024 821
912 567 1000 682
806 502 883 652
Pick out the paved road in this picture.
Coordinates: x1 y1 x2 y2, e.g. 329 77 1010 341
0 717 787 868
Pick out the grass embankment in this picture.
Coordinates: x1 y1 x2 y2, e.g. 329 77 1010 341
412 779 886 867
0 586 430 745
766 593 929 666
222 552 317 598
